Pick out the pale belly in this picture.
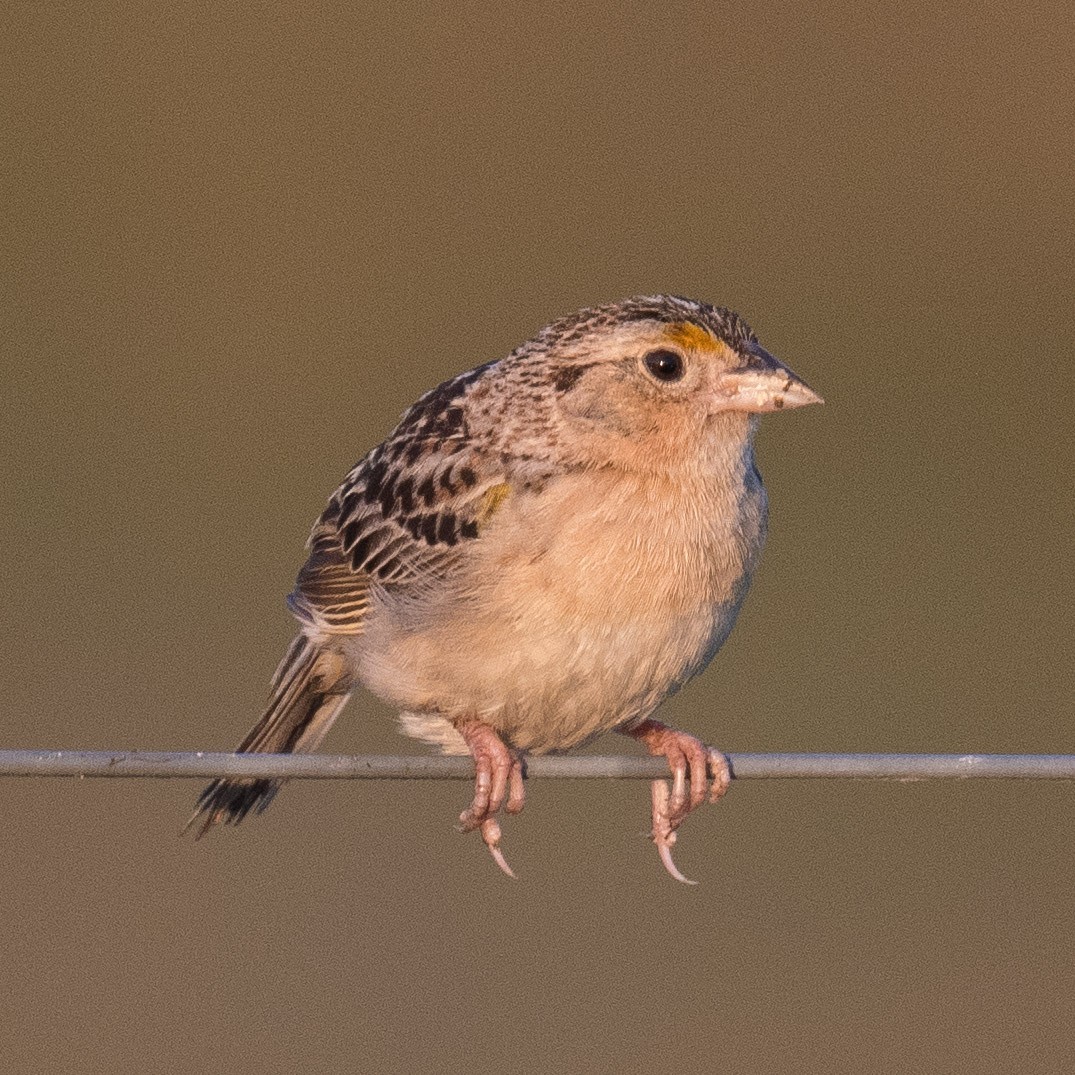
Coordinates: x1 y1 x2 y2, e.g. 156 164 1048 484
358 588 749 753
351 468 765 753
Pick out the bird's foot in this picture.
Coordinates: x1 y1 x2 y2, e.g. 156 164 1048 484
622 719 731 884
454 719 525 878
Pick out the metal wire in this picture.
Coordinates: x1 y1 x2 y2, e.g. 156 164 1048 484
0 749 1074 780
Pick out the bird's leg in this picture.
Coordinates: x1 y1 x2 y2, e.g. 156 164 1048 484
620 719 731 884
454 718 524 878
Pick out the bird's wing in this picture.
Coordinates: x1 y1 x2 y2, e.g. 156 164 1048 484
287 364 544 634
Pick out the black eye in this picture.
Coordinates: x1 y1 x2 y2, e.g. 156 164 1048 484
643 349 685 383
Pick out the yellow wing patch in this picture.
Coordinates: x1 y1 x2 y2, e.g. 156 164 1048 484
476 482 511 529
665 321 721 353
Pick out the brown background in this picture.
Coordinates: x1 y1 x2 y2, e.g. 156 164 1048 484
3 2 1074 1072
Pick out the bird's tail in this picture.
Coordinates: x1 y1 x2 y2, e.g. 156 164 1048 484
185 635 352 838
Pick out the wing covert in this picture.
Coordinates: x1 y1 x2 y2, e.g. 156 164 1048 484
286 360 556 634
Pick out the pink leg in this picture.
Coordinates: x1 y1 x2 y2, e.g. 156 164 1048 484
454 719 525 878
621 719 731 884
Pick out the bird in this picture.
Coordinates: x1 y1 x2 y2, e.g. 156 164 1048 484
186 295 821 881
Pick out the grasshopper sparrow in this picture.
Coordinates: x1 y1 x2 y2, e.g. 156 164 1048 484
188 295 821 881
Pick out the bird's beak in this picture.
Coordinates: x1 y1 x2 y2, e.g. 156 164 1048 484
711 344 824 414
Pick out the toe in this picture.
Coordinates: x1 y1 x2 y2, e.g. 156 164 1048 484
667 756 690 821
650 780 697 885
458 751 492 832
707 748 731 803
686 739 710 812
505 757 526 814
486 749 512 816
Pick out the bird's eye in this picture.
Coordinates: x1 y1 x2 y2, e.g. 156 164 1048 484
643 349 686 383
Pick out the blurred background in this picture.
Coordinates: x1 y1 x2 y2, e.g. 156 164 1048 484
3 1 1074 1071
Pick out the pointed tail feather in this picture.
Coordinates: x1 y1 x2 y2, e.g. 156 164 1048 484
186 636 352 837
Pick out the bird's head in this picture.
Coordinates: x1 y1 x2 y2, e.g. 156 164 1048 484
533 295 822 469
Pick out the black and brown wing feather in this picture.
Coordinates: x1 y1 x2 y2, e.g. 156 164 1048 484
188 361 516 833
288 364 517 632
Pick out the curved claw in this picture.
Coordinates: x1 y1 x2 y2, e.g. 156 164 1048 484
481 818 517 878
658 839 698 886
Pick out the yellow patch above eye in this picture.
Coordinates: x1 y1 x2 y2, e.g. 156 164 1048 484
664 321 720 353
476 482 511 528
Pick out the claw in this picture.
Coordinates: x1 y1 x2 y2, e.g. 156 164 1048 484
657 839 697 885
481 817 516 879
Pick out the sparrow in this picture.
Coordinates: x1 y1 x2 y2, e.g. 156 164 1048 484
187 295 821 881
